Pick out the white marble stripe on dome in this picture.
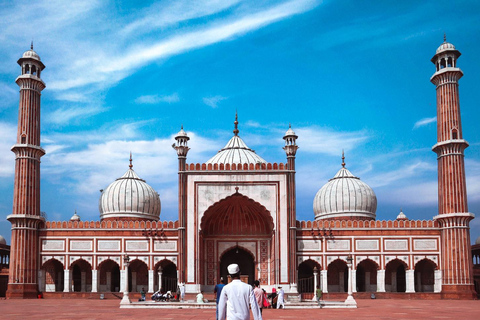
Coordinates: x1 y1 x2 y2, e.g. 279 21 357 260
206 135 267 165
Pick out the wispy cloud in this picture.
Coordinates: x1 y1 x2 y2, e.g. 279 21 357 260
413 116 436 129
135 93 180 104
203 95 227 108
0 122 16 177
368 161 436 188
46 105 106 126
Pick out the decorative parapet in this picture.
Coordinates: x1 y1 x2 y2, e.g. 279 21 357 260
296 219 438 229
43 220 179 230
185 162 289 171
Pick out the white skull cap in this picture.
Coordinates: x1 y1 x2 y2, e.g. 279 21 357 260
227 264 240 274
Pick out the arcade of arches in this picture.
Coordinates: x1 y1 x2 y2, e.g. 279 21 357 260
294 258 438 294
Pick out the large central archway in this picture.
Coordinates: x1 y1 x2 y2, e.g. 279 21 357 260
220 247 255 285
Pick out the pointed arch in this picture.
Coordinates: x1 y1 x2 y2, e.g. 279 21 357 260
98 259 120 292
414 258 436 292
327 259 348 293
41 258 64 292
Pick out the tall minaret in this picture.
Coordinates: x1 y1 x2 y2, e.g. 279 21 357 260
283 125 299 291
7 44 46 298
431 37 475 297
172 126 189 285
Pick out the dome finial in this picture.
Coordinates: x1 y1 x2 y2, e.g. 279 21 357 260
129 152 133 169
341 149 346 168
31 41 33 50
444 33 446 42
233 111 239 136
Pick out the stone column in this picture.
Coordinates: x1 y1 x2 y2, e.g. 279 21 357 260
91 269 98 293
63 269 71 292
321 270 328 293
148 270 154 293
81 271 86 292
313 267 318 299
377 270 385 292
38 269 44 293
434 270 442 293
406 270 415 293
351 269 357 293
120 270 125 294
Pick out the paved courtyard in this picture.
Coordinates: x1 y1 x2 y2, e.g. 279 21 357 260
1 298 479 319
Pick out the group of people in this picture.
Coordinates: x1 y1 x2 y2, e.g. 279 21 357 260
213 264 287 320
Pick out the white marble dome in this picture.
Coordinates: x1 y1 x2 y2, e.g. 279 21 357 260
475 236 480 245
0 235 6 245
436 41 456 54
99 164 161 221
22 48 41 61
313 163 377 220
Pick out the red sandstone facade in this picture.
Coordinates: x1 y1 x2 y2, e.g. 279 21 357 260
5 40 476 300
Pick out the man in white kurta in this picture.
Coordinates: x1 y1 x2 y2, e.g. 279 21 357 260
218 264 262 320
276 286 285 309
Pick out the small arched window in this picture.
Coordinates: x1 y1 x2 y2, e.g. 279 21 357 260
440 58 446 69
32 65 36 75
21 135 26 144
451 129 458 140
447 57 453 68
25 64 30 74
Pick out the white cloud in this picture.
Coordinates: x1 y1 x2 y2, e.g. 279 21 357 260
134 93 180 104
45 105 106 125
0 122 16 177
413 116 436 129
368 161 436 188
203 95 227 108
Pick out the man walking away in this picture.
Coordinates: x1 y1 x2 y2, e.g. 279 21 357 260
253 280 264 314
218 264 262 320
315 285 322 308
215 277 226 319
276 286 285 309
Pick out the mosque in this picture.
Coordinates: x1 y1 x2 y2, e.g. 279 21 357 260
3 40 478 300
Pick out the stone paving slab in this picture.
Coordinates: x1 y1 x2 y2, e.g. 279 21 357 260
1 298 479 319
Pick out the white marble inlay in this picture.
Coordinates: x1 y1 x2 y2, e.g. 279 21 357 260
42 240 64 251
414 239 437 250
154 241 177 251
98 240 121 251
356 240 378 250
298 240 321 251
70 240 92 251
126 240 148 251
327 240 350 251
385 239 408 251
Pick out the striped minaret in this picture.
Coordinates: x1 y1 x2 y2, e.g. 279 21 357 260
6 44 46 298
431 37 475 298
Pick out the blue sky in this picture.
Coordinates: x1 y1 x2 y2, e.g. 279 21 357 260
1 0 480 244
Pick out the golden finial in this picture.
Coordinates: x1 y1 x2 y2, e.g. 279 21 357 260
129 152 133 169
341 150 345 168
233 112 239 136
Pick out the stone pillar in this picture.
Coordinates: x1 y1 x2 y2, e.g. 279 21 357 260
351 269 357 293
120 270 125 294
391 272 397 292
339 271 344 292
377 270 385 292
434 270 442 293
81 271 86 292
106 272 112 291
406 270 415 293
91 269 98 293
313 267 318 299
321 270 328 293
63 269 71 293
148 270 154 293
38 270 44 293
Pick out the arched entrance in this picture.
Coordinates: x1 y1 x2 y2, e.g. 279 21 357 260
155 259 177 292
327 259 348 292
298 259 321 294
200 192 274 286
70 259 92 292
385 259 406 292
356 259 378 292
42 259 64 292
98 259 120 292
220 247 255 285
414 259 436 292
128 259 148 293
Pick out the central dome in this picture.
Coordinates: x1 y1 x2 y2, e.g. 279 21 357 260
313 156 377 220
206 114 266 165
99 157 161 221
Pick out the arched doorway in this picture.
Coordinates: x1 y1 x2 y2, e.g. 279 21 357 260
155 259 178 292
385 259 406 292
220 247 255 285
414 259 436 292
128 259 148 292
356 259 378 292
327 259 348 292
298 260 321 294
70 259 92 292
98 259 120 292
42 259 64 292
200 192 274 286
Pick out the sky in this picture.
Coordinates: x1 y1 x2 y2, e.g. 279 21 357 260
0 0 479 244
